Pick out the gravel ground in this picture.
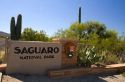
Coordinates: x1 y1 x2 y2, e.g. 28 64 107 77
2 73 125 82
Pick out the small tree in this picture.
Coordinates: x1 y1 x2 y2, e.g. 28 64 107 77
21 28 49 41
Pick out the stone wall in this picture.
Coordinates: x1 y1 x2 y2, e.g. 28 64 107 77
6 41 62 74
6 38 78 74
52 38 77 68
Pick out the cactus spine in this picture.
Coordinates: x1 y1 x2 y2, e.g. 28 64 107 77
10 14 22 40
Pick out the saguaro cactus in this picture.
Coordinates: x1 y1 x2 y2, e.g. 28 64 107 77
16 14 22 39
10 14 22 40
10 17 16 40
78 7 81 23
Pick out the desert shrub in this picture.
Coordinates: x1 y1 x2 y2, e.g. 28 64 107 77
121 72 125 77
21 28 49 41
77 45 103 67
104 53 118 64
0 51 5 63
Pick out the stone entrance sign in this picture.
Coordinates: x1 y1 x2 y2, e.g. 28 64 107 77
6 41 62 74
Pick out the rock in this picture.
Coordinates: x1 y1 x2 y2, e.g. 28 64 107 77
0 72 2 82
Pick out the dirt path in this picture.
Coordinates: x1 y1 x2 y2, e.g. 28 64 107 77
2 73 125 82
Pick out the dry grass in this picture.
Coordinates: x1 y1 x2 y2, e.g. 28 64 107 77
0 46 5 63
0 50 5 56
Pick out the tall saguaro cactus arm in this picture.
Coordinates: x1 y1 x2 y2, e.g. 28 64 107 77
10 17 16 40
10 14 22 40
16 14 22 39
78 7 81 23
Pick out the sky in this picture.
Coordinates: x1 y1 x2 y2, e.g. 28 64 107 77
0 0 125 36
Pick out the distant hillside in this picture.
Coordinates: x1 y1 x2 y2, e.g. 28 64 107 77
0 31 10 38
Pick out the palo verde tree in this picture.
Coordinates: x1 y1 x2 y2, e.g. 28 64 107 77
54 21 107 42
21 28 49 41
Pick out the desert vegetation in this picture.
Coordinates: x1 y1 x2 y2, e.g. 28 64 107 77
1 14 125 67
53 21 125 67
16 20 125 67
0 45 5 63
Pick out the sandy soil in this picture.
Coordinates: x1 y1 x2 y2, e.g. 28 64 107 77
2 73 125 82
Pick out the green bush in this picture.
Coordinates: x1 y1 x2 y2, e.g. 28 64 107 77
21 28 49 41
104 53 118 64
77 46 102 67
121 72 125 77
